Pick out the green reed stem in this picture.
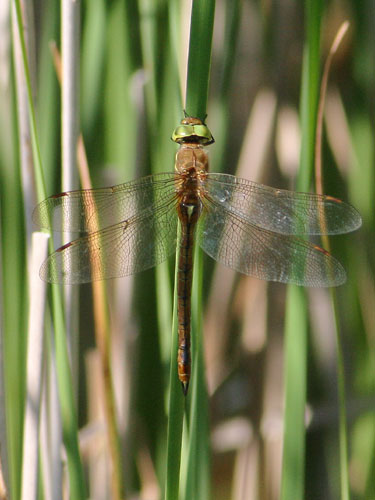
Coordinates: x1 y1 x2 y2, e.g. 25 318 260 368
185 0 216 120
281 0 322 499
13 1 86 497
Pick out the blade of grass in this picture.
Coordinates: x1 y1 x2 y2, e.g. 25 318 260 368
104 0 139 179
0 128 22 500
5 4 33 497
37 1 59 194
185 0 216 119
138 0 161 126
314 22 351 500
0 11 17 491
12 0 37 248
182 1 216 498
140 8 185 492
281 0 322 499
295 0 322 195
281 286 308 500
211 0 243 172
165 246 185 500
81 0 106 139
348 111 375 500
0 226 9 497
183 246 210 500
164 2 217 486
13 1 86 497
142 12 189 485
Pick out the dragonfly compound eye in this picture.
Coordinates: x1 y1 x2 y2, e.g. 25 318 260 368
171 120 215 145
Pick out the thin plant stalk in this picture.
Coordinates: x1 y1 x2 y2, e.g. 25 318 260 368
12 0 37 250
13 0 86 497
61 0 80 196
185 0 216 119
314 22 351 500
184 246 210 500
281 0 322 499
21 232 49 500
165 248 185 500
0 258 9 497
61 0 80 391
211 0 243 171
9 1 36 496
165 1 215 498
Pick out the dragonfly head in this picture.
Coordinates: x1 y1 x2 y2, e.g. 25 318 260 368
172 117 215 145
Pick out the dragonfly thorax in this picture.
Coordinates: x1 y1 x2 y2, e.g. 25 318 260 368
175 145 209 176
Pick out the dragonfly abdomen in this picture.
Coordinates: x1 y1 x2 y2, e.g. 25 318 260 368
174 140 209 395
176 198 201 395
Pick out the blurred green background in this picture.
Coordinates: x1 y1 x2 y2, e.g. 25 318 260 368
0 0 374 499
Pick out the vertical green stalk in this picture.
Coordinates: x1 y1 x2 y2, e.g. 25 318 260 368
211 0 242 171
331 291 351 500
314 24 352 500
184 246 210 500
281 0 322 499
185 0 216 119
13 1 86 498
165 1 215 498
281 286 308 500
296 0 322 193
165 241 185 500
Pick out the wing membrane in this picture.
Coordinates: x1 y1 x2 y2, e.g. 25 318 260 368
33 173 178 232
198 197 346 286
204 173 362 235
40 202 178 284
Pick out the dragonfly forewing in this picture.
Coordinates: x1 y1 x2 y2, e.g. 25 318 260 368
204 173 362 235
33 173 178 233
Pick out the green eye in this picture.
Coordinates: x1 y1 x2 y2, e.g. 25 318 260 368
171 123 214 145
192 125 214 143
172 125 195 142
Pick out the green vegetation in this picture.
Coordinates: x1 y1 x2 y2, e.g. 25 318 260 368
0 0 373 499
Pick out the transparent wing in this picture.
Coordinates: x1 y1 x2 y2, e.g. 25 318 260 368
40 202 178 284
204 173 362 235
198 197 346 287
33 173 178 232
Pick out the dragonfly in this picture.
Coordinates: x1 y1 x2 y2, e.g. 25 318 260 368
33 116 362 394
